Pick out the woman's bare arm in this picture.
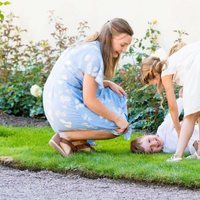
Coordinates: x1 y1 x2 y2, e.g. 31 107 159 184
83 74 129 131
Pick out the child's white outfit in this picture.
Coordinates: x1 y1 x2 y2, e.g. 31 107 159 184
161 41 200 116
157 97 199 154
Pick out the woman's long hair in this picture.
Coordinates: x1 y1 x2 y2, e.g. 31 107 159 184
85 18 133 79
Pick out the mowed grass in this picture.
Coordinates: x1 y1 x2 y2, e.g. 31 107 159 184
1 125 200 188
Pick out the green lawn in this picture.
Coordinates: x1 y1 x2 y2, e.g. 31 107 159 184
1 125 200 188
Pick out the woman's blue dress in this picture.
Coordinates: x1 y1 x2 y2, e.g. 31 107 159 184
43 41 132 140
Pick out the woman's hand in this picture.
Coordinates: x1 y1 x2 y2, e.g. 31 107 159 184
104 80 126 96
114 117 129 134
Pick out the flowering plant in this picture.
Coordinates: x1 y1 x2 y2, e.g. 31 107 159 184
30 85 42 98
0 13 89 117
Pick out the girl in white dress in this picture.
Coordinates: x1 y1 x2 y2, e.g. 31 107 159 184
140 41 200 162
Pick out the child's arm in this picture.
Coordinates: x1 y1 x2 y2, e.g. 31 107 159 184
162 75 181 135
164 97 183 120
83 74 129 133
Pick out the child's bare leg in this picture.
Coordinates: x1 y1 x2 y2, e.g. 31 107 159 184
59 130 116 154
196 117 200 155
198 117 200 141
175 112 199 158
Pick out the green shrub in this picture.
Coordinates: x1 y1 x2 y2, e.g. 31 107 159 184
0 82 43 116
0 13 89 117
114 21 187 131
0 15 187 131
0 1 10 20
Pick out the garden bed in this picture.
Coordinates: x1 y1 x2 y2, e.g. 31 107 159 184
0 111 49 127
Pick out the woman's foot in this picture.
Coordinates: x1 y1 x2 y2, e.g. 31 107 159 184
59 137 74 155
49 133 75 157
59 133 95 153
72 140 95 152
166 154 182 162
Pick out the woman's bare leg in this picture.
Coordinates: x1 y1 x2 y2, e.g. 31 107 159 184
59 130 116 155
175 112 200 157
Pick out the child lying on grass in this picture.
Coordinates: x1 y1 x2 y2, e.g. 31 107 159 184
130 96 200 159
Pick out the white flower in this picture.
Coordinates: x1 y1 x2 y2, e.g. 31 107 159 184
152 19 158 25
151 48 167 60
30 84 42 97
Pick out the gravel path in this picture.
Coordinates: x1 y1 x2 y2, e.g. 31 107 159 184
0 166 200 200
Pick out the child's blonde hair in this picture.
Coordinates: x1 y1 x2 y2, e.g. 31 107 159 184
85 18 133 79
140 57 166 85
140 57 166 103
140 40 186 104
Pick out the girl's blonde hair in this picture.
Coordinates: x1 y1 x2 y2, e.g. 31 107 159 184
140 57 166 100
85 18 133 79
168 40 186 56
140 40 186 104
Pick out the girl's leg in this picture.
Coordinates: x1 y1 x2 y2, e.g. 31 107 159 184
59 130 116 155
196 117 200 155
175 112 200 158
198 117 200 141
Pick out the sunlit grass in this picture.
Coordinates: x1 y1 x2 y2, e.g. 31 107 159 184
1 125 200 188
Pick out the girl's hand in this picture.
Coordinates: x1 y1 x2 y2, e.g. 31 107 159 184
104 80 126 96
115 117 129 134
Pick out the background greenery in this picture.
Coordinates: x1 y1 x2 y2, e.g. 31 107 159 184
0 13 89 117
0 1 10 20
0 13 186 131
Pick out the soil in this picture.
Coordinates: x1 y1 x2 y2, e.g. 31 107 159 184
0 111 49 127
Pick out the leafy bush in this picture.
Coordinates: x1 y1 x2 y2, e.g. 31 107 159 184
115 65 168 131
0 1 10 20
0 14 187 131
0 82 43 116
0 13 89 117
114 21 168 131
